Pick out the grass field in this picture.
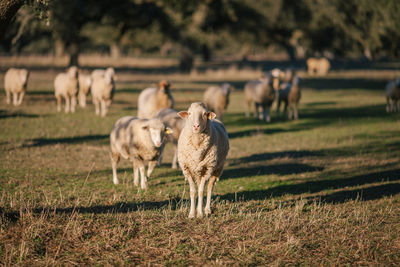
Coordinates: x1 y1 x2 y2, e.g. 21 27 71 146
0 66 400 265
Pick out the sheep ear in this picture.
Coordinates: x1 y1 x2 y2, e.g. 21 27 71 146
207 112 216 120
165 127 173 135
177 111 188 119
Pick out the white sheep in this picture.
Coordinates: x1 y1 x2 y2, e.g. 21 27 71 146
78 72 92 108
4 68 29 106
54 66 79 113
244 73 276 122
137 80 174 119
110 116 172 189
91 67 116 117
307 57 330 75
155 108 185 169
276 75 301 120
203 83 232 120
385 78 400 112
177 102 229 218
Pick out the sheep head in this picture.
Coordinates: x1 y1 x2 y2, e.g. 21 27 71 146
141 118 173 148
158 80 171 93
178 102 216 134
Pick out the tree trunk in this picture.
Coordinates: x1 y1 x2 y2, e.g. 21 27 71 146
179 47 194 73
68 43 80 67
110 42 121 59
0 0 24 41
55 38 66 57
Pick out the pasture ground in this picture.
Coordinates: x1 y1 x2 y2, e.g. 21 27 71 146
0 65 400 265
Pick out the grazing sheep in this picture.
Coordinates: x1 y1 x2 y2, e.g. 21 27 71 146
91 67 116 117
110 116 172 189
244 73 276 122
137 80 174 119
276 76 301 120
78 72 92 108
307 57 330 75
54 66 79 113
155 108 185 169
177 102 229 218
4 68 29 106
203 83 232 120
385 78 400 112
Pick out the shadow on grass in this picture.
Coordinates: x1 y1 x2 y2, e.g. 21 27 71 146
23 134 109 147
223 163 323 179
0 109 42 119
229 150 322 166
219 168 400 203
303 78 386 91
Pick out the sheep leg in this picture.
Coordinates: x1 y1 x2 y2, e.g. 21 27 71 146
133 160 139 186
12 93 18 106
288 106 293 120
79 93 86 108
386 98 390 113
71 95 77 113
276 98 281 114
100 100 107 117
6 90 11 104
245 99 251 118
264 106 271 123
137 160 148 190
283 101 288 114
205 176 217 216
197 177 207 218
65 96 70 113
94 98 100 115
56 95 62 112
255 103 261 120
147 161 157 177
188 177 196 218
110 152 120 185
172 145 178 169
17 91 25 105
294 104 299 120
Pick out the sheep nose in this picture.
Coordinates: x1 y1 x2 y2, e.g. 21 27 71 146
156 141 161 147
193 124 200 130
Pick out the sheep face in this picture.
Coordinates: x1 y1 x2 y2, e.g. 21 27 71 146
19 69 29 88
158 80 171 93
68 66 78 79
143 119 173 148
178 102 216 134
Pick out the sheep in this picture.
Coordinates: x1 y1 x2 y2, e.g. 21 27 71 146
155 108 185 169
244 73 276 122
91 67 116 117
54 66 79 113
91 67 116 79
177 102 229 218
4 68 29 106
137 80 174 119
307 57 330 75
385 78 400 112
78 72 92 108
110 116 173 189
276 75 301 120
203 83 232 120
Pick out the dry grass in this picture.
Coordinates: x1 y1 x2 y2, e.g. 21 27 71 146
0 59 400 265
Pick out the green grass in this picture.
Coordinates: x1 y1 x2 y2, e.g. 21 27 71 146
0 69 399 265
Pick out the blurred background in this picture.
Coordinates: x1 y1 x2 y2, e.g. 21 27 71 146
1 0 400 72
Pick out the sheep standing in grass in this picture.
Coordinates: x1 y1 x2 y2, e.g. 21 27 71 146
203 83 232 120
277 76 301 119
307 57 330 75
177 102 229 218
385 78 400 112
155 108 185 169
244 73 276 122
91 67 116 117
110 116 172 189
78 72 92 108
4 68 29 106
54 66 79 113
137 80 174 119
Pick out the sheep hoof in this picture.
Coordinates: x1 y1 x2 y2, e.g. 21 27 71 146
113 179 119 185
188 212 195 219
205 208 211 216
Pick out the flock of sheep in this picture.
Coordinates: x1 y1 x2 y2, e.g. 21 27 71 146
3 58 400 218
